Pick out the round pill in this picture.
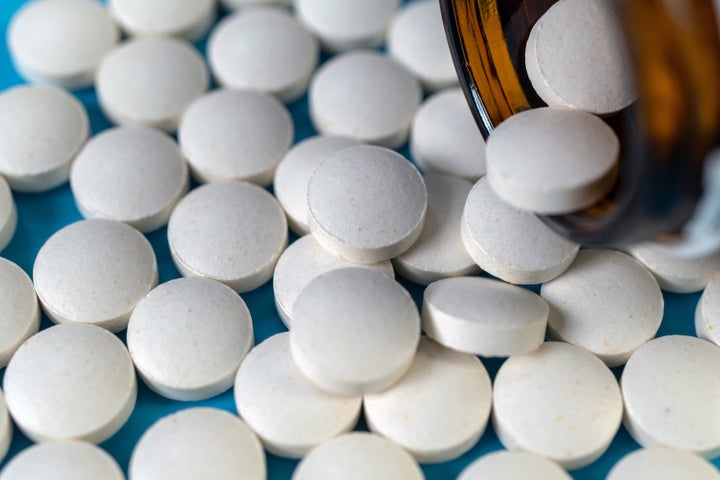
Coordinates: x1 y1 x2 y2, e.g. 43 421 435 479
33 219 158 333
273 135 362 235
410 88 486 181
179 89 293 186
492 341 623 470
485 107 619 215
541 249 664 367
96 37 209 132
208 8 319 102
290 268 420 396
307 145 427 264
167 181 288 292
0 441 125 480
621 335 720 458
0 258 39 368
0 390 10 464
292 432 424 480
461 177 579 284
387 0 457 92
393 173 478 285
0 85 89 192
696 274 720 346
273 235 393 328
108 0 215 41
129 407 265 480
295 0 399 52
234 332 362 458
364 337 492 463
70 126 189 233
0 176 16 253
3 324 137 444
128 277 254 401
422 276 549 357
7 0 119 89
457 451 571 480
222 0 291 10
309 51 422 148
525 0 636 115
607 447 720 480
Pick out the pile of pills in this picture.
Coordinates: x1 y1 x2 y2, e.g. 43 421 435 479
1 0 719 479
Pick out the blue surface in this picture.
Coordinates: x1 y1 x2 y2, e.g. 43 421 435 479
0 1 714 479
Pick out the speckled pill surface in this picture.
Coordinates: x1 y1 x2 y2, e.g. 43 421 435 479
607 447 720 480
109 0 215 41
457 451 571 480
0 258 39 368
696 274 720 345
0 176 16 253
3 324 137 444
0 391 9 464
128 277 254 401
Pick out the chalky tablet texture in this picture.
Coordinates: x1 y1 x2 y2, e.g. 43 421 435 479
70 126 189 233
485 107 619 214
168 181 288 292
234 333 362 458
307 145 427 264
179 89 293 186
696 274 720 346
208 8 319 102
364 338 492 463
607 447 720 480
290 268 420 396
457 451 571 480
109 0 215 41
525 0 636 115
128 277 254 401
0 176 16 253
0 85 89 192
7 0 119 89
0 391 9 464
292 433 424 480
309 51 422 148
96 37 209 132
0 441 125 480
422 276 548 357
3 324 137 444
0 258 39 368
33 219 158 332
129 408 265 480
492 342 623 470
462 177 579 284
621 335 720 458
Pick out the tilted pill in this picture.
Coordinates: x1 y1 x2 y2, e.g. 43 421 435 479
108 0 216 41
0 176 16 253
0 258 39 368
0 390 9 465
696 273 720 346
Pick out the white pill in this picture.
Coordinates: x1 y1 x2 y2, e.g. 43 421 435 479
70 126 189 233
541 249 663 367
0 176 16 253
129 407 265 480
3 324 137 443
109 0 215 41
273 135 362 235
33 219 158 333
208 8 319 102
393 173 478 285
364 337 491 463
179 89 293 186
387 0 457 92
0 258 39 368
525 0 636 115
457 451 571 480
461 177 579 284
607 447 720 480
234 332 362 458
621 335 720 458
168 182 288 292
0 390 10 464
292 432 424 480
492 341 623 470
273 235 393 328
0 85 89 192
222 0 291 10
307 145 427 264
290 268 420 396
7 0 119 89
485 107 619 215
0 441 125 480
295 0 399 52
410 88 486 181
309 51 422 148
696 274 720 345
96 37 209 132
128 277 254 401
422 277 548 357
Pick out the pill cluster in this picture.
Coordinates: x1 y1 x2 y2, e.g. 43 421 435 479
0 0 719 479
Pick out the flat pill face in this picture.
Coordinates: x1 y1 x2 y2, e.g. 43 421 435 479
0 176 16 254
0 258 39 368
607 447 720 480
696 274 720 346
458 451 571 480
109 0 215 41
0 390 10 464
